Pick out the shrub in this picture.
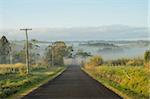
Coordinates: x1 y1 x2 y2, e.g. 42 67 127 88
144 50 150 68
144 50 150 62
85 56 103 68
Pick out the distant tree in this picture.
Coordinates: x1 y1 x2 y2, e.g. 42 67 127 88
9 42 16 64
22 41 40 65
44 41 73 66
44 45 53 66
0 36 11 64
65 46 74 58
29 40 40 65
53 41 67 66
144 50 150 68
144 50 150 62
12 41 40 64
13 50 26 63
76 50 91 58
31 39 38 43
76 50 91 66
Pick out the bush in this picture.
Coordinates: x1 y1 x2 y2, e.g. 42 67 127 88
144 50 150 62
144 50 150 68
85 56 103 68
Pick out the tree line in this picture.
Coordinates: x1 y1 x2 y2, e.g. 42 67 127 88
0 36 73 67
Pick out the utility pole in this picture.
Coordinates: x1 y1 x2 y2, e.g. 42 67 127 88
20 28 32 74
51 42 54 67
9 46 12 64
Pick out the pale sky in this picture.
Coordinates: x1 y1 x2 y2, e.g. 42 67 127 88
0 0 148 29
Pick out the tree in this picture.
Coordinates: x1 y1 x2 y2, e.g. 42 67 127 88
76 50 91 66
65 46 74 58
13 50 26 63
12 41 40 65
53 41 67 66
29 40 40 65
0 36 11 64
9 42 16 64
44 45 53 67
44 41 73 66
76 50 91 58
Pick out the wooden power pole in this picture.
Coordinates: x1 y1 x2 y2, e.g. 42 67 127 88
20 28 32 74
51 42 54 67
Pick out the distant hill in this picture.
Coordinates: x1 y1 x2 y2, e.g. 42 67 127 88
79 42 118 47
0 25 149 41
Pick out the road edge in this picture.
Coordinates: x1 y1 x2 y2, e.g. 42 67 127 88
81 67 132 99
9 66 69 99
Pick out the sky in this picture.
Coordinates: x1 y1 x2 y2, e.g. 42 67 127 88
0 0 149 41
0 0 148 29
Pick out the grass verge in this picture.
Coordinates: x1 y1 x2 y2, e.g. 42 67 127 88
82 67 149 99
0 66 67 99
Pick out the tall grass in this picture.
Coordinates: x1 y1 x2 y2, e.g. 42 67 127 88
105 58 144 66
0 63 26 75
0 65 64 98
84 66 150 99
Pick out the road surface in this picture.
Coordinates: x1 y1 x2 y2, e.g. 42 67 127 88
22 65 122 99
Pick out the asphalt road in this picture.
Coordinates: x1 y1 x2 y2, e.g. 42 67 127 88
22 65 122 99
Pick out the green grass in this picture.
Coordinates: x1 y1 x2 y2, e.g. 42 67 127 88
83 66 150 99
0 66 66 99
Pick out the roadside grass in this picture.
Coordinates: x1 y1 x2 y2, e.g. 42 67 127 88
0 65 66 99
83 66 150 99
0 63 26 75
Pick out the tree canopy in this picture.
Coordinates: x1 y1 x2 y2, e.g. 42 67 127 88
0 36 11 64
